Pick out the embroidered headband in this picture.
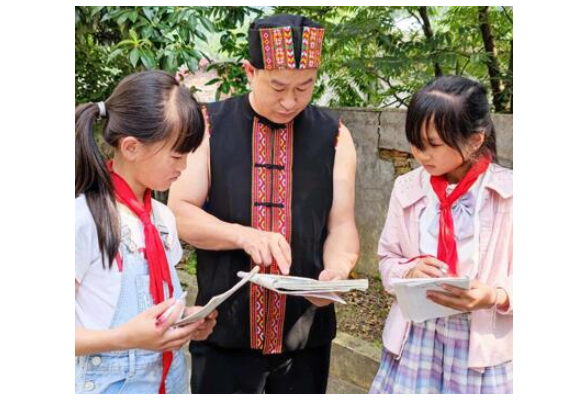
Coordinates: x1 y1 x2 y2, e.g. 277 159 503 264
248 14 325 70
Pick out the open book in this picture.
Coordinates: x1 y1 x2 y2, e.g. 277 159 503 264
236 271 369 305
173 266 260 327
390 277 471 323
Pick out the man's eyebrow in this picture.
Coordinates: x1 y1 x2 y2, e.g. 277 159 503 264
298 78 314 87
271 79 288 86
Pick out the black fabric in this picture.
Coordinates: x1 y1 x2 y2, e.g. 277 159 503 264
191 94 339 352
190 342 332 394
248 14 323 69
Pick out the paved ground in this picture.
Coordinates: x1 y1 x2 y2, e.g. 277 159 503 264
327 376 367 394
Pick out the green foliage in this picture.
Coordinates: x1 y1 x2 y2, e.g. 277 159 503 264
273 6 513 112
75 6 259 103
76 6 513 112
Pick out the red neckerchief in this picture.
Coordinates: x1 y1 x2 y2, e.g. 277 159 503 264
430 155 491 276
107 161 173 394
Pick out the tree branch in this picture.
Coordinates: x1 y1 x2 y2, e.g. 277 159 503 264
478 6 505 112
504 39 513 112
501 6 513 25
418 6 443 77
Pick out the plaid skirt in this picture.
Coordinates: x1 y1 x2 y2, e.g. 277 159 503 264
370 313 513 394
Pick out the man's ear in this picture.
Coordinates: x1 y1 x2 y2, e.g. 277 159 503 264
242 60 256 84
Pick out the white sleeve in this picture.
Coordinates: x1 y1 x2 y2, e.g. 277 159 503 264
171 231 184 267
155 201 184 267
169 215 184 267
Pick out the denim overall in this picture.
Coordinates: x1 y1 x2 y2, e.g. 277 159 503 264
75 215 189 394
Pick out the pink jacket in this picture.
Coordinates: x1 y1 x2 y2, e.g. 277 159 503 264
379 164 513 369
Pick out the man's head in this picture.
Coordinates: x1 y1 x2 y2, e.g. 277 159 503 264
245 14 325 124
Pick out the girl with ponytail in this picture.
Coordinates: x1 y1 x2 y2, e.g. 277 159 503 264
75 70 216 394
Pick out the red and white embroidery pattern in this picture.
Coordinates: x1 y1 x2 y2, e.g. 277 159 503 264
259 27 296 70
299 27 324 69
259 26 324 70
250 117 294 354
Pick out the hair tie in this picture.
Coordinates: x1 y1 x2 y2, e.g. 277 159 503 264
97 101 107 118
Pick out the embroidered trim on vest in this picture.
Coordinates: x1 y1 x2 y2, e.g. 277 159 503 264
250 116 294 354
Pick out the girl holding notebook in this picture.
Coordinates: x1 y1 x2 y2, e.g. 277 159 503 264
370 76 513 394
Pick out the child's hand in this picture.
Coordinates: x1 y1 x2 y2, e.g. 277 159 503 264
117 299 205 352
183 307 218 341
426 279 501 312
406 257 448 279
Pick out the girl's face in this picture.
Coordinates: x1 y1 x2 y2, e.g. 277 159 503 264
410 124 485 182
118 136 188 193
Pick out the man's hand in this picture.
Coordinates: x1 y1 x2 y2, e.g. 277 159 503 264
236 226 292 275
304 269 348 308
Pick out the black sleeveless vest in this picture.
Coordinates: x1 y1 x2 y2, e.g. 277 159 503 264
193 94 339 353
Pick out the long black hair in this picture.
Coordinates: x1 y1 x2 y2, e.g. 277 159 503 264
75 70 205 268
405 75 497 160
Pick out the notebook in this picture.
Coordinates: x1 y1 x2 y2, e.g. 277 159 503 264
173 266 260 327
390 277 471 323
236 271 369 305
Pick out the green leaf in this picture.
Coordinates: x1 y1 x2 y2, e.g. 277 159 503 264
117 12 129 26
205 78 222 86
129 11 139 23
107 48 123 62
140 49 156 69
199 16 215 32
165 54 178 72
143 7 154 21
129 29 139 41
90 6 103 18
142 25 154 39
129 47 140 67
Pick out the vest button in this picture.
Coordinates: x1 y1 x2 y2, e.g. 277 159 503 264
91 356 101 366
84 381 95 391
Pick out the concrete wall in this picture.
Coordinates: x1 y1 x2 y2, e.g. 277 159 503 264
327 107 513 276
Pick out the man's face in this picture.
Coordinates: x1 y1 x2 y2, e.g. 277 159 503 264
246 61 318 124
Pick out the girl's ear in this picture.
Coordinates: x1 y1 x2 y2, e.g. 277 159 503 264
469 132 485 153
119 136 142 161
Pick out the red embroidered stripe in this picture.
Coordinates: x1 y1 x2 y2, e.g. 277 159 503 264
300 27 324 69
250 117 294 354
259 27 296 70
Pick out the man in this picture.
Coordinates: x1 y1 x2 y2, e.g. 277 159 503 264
168 14 359 394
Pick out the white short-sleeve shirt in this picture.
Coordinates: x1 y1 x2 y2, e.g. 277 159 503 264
75 195 183 330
